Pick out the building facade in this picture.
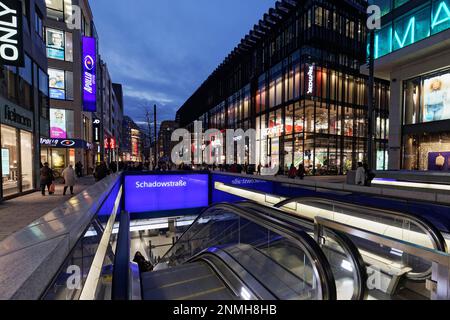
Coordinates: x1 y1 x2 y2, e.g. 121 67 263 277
158 120 179 160
121 115 143 162
40 0 97 176
1 0 49 200
371 0 450 172
176 0 390 175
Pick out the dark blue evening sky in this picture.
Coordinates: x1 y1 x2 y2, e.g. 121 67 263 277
90 0 275 127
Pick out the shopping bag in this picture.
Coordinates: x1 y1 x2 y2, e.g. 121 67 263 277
49 183 56 194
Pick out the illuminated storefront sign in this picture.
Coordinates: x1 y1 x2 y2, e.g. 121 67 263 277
374 0 450 59
82 36 96 112
124 174 209 213
0 0 23 67
306 65 314 94
93 118 100 142
40 138 91 149
50 109 67 138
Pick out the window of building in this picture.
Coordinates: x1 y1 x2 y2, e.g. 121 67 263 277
46 28 73 62
1 125 19 197
38 68 50 119
50 108 75 139
35 7 44 39
404 69 450 124
20 131 33 192
48 68 73 100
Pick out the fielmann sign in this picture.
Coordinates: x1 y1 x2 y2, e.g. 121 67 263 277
0 0 24 67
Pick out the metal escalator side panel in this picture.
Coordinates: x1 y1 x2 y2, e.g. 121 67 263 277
275 196 448 254
237 201 368 300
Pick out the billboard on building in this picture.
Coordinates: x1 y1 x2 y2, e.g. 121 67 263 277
50 109 67 139
82 36 96 112
0 0 24 67
423 73 450 122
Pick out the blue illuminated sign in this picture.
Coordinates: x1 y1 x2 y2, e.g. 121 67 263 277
124 174 209 213
82 36 96 112
373 0 450 59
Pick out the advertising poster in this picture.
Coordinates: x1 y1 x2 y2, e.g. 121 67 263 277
48 69 65 99
423 73 450 122
50 109 67 139
428 152 450 171
46 28 64 60
124 174 209 213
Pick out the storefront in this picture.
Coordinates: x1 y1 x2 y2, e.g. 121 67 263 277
40 138 93 177
402 68 450 171
0 99 35 198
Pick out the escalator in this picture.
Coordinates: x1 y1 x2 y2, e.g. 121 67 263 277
239 197 449 300
138 203 339 300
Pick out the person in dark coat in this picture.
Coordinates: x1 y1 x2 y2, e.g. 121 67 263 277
40 162 54 196
297 164 306 180
94 162 108 182
133 251 153 273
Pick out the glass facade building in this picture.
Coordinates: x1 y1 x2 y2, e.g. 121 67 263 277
177 0 390 175
372 0 450 172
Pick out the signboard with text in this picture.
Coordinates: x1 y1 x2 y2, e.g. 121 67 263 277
0 0 24 67
124 174 209 213
82 36 96 112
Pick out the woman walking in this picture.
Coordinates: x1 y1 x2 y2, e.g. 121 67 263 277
62 164 76 196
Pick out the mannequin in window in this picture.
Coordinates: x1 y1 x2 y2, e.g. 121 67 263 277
436 153 445 170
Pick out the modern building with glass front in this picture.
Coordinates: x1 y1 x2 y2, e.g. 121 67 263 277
176 0 390 175
0 0 49 200
370 0 450 171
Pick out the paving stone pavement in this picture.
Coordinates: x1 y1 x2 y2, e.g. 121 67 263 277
0 176 97 242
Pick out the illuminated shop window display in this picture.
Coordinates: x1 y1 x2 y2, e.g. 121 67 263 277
373 0 450 59
404 69 450 124
403 133 450 170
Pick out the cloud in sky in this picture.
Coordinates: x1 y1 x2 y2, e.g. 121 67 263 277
90 0 275 124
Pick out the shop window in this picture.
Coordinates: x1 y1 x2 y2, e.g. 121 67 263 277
422 72 450 122
1 125 19 197
20 131 33 192
46 0 64 21
403 77 421 124
395 0 410 8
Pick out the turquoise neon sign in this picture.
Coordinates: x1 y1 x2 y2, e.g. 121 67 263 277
394 17 415 48
432 1 450 28
373 0 450 59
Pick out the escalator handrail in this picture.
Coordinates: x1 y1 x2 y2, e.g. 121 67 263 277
238 201 368 300
112 210 131 300
275 196 448 253
157 203 337 300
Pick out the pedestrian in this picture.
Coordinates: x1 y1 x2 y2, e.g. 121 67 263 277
94 162 108 182
75 161 83 178
40 162 54 196
62 164 76 195
355 162 366 186
364 163 376 187
288 164 297 179
297 164 306 180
